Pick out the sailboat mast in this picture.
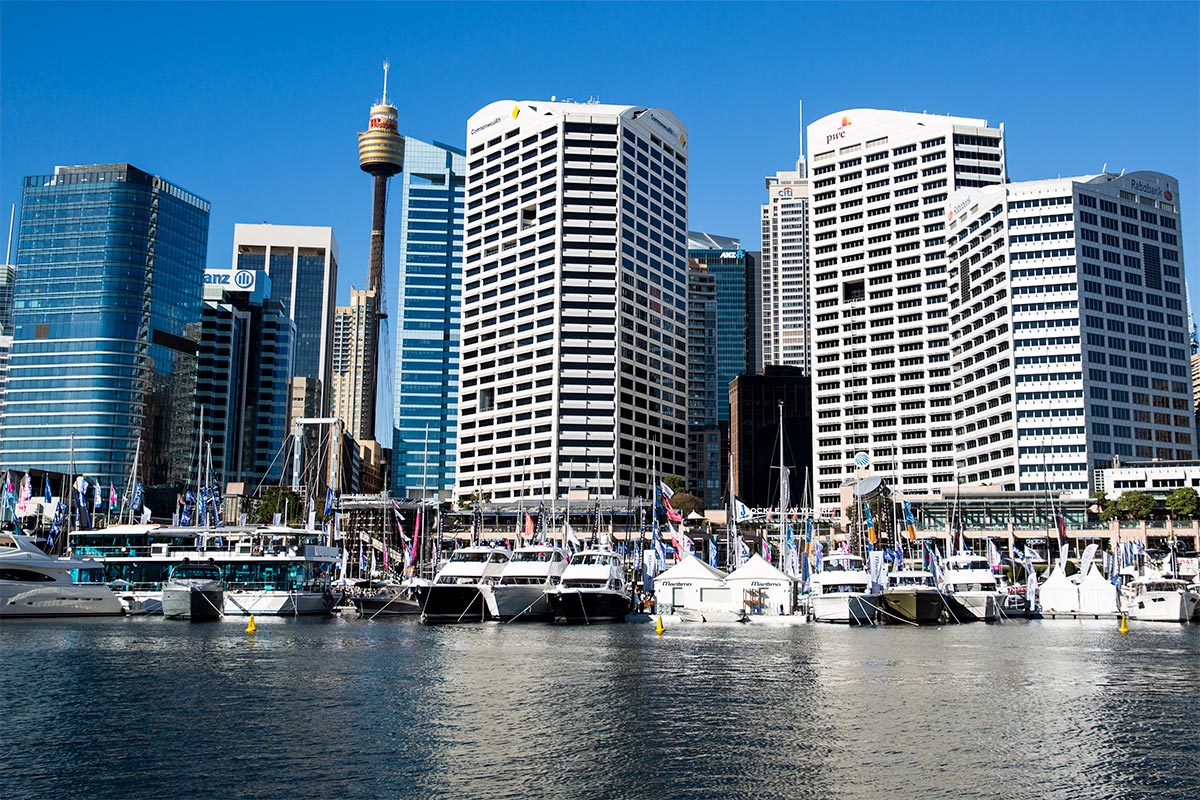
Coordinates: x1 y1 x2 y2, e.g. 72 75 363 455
778 401 786 566
125 438 141 524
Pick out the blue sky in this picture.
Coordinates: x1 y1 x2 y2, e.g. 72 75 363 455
2 1 1198 307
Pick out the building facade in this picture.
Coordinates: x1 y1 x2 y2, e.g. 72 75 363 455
196 268 293 486
0 164 210 488
947 171 1191 495
391 137 467 499
807 110 1007 515
456 100 689 502
729 366 812 510
0 260 14 420
331 286 379 443
760 161 811 371
232 224 338 418
686 256 719 506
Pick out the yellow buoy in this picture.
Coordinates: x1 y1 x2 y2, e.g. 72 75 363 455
246 615 256 633
655 615 665 636
1118 614 1128 635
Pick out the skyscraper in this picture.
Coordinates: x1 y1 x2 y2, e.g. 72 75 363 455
391 137 466 500
686 255 719 506
947 171 1191 494
806 110 1006 515
760 162 811 370
456 100 689 502
196 267 293 486
0 164 210 488
232 224 338 418
331 287 378 443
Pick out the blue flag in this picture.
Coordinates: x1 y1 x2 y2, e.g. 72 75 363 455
131 481 144 512
43 475 52 504
324 487 335 517
709 535 718 568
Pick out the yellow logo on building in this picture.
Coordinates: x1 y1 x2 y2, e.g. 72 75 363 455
512 106 520 119
680 133 687 147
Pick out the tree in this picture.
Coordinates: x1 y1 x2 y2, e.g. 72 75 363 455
1164 487 1199 520
255 486 302 525
1112 491 1155 521
670 491 703 518
663 474 686 494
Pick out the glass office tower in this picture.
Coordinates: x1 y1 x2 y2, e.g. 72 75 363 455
0 164 209 489
391 137 466 498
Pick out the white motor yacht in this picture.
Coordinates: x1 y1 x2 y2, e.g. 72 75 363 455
1123 576 1199 622
0 533 123 617
546 549 631 624
419 546 509 624
162 560 225 620
489 545 568 622
939 553 1004 622
808 551 879 624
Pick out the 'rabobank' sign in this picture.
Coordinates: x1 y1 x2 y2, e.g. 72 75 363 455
204 269 256 292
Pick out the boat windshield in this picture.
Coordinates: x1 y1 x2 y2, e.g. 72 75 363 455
891 574 935 587
450 552 490 563
572 554 615 566
171 564 222 581
512 551 560 563
69 567 107 585
824 559 859 572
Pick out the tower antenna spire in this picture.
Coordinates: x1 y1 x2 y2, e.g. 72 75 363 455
381 60 390 106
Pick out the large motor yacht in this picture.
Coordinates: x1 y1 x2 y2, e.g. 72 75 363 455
1123 576 1199 622
546 549 631 624
162 560 225 620
881 569 944 624
939 554 1004 622
419 546 509 624
808 551 879 624
0 533 123 617
489 544 568 622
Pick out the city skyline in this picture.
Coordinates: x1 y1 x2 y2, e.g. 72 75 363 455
1 2 1196 307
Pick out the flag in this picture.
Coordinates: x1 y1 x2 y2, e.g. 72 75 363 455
524 513 534 538
20 473 32 503
2 471 12 497
324 487 334 517
654 534 666 571
709 535 718 568
902 501 916 541
733 498 752 523
141 507 152 524
109 484 118 507
43 475 52 504
565 522 580 549
761 538 771 563
658 480 675 500
1055 513 1066 541
737 537 750 566
665 502 683 524
779 465 790 511
987 539 1002 573
131 480 144 512
410 507 422 567
814 540 824 571
862 503 876 545
93 483 101 510
1078 543 1099 578
1024 549 1038 611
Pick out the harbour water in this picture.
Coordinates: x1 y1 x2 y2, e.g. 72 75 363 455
1 617 1197 800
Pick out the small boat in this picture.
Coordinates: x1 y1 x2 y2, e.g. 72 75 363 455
0 532 124 617
489 545 568 622
939 554 1003 622
419 546 509 624
162 560 225 620
546 549 631 624
1123 576 1199 622
809 551 880 624
881 570 943 624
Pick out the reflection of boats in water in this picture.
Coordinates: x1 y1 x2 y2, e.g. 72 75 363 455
547 550 631 624
809 552 878 624
882 570 943 624
490 545 568 622
939 554 1003 622
419 546 509 624
162 560 224 620
70 524 338 616
0 532 124 618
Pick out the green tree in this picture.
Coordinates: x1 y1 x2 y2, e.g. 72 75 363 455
1164 487 1199 520
255 486 302 525
669 491 703 517
1112 490 1155 521
663 474 686 494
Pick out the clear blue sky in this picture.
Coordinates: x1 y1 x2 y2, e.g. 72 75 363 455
2 1 1198 308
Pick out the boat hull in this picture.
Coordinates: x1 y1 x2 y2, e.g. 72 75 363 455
1127 591 1199 623
491 585 553 622
0 584 124 617
162 586 224 620
881 588 943 624
116 590 163 616
944 591 1003 622
353 594 421 616
223 590 334 616
810 592 880 624
420 584 492 624
548 588 631 624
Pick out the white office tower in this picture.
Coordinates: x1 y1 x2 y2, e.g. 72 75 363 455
807 110 1006 514
947 171 1190 496
761 161 811 370
456 101 689 502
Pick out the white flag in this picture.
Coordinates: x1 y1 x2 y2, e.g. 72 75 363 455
734 499 752 523
141 507 152 524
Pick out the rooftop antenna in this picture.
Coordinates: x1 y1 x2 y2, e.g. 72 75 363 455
797 100 807 177
381 60 390 105
1101 162 1108 174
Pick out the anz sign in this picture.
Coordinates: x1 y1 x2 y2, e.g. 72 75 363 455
203 269 256 292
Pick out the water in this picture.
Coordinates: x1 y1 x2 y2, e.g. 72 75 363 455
1 616 1197 800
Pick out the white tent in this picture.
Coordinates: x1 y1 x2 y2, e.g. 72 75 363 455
725 554 797 615
654 556 728 615
1038 563 1079 613
1077 566 1119 614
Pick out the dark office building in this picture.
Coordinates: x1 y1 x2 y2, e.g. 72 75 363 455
729 366 812 510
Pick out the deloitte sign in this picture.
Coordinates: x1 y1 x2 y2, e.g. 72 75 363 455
203 269 256 292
